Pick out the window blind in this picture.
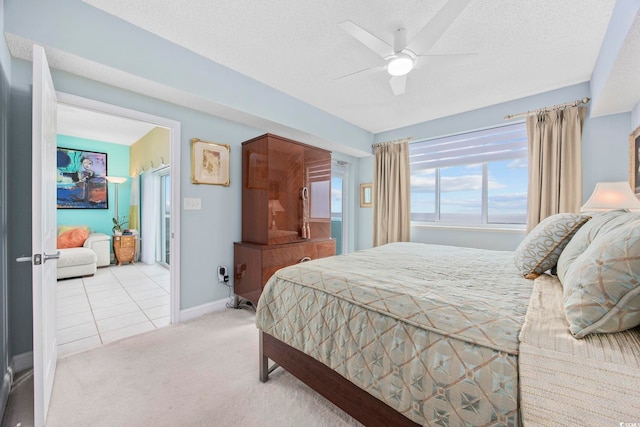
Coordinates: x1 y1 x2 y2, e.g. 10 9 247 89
409 122 527 171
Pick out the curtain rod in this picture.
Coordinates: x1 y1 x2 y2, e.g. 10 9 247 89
371 137 412 148
504 97 590 121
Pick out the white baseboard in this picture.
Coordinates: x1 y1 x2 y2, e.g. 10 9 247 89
11 352 33 374
179 297 230 322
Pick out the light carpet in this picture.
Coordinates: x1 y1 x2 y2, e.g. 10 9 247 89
21 308 362 426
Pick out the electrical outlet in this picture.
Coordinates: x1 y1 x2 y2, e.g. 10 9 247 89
217 266 229 283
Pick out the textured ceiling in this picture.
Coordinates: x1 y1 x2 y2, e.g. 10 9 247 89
590 10 640 117
58 103 156 145
81 0 617 133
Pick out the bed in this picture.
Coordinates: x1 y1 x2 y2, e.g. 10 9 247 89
256 242 533 425
255 212 640 426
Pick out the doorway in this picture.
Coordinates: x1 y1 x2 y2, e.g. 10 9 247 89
331 160 349 255
54 92 181 355
139 166 171 267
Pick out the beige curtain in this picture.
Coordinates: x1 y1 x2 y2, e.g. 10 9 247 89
526 106 587 233
373 140 411 246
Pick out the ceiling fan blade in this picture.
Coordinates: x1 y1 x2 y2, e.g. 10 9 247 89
406 0 471 54
389 75 407 96
339 20 393 58
334 66 379 80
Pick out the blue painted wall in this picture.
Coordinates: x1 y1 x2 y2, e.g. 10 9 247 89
57 135 131 235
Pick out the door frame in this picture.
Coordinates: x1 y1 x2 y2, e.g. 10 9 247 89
56 92 182 323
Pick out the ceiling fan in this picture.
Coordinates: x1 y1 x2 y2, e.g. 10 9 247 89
338 0 472 96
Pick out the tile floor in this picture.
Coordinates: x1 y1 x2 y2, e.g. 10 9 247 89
56 262 171 357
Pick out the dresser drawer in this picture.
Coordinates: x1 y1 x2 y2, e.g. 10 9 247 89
116 236 136 248
261 240 335 282
118 247 135 257
234 239 335 306
263 239 334 267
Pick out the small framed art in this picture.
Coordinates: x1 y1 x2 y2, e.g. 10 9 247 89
191 138 230 186
360 183 372 207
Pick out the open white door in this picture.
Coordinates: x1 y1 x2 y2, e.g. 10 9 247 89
32 44 59 427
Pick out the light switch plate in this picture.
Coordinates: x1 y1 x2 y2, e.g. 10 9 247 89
184 197 202 210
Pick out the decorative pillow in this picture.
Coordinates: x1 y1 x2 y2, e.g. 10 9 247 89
57 224 90 236
57 228 89 249
556 210 640 284
514 213 591 279
563 221 640 338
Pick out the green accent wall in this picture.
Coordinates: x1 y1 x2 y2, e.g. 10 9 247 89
57 135 131 236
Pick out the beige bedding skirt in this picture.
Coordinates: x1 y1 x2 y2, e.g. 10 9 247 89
519 274 640 425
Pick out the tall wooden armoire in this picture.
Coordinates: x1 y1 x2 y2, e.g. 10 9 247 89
233 134 336 305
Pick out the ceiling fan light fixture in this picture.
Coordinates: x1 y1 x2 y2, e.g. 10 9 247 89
387 54 413 76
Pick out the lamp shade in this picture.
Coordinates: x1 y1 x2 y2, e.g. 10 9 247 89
268 199 285 213
581 181 640 212
106 176 128 184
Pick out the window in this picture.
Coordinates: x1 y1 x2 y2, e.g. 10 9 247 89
409 122 528 226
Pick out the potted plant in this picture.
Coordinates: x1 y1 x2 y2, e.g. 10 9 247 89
112 216 128 235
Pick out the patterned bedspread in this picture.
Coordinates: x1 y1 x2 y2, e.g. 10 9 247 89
256 242 534 426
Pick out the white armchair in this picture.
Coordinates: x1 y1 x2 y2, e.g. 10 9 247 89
83 233 111 267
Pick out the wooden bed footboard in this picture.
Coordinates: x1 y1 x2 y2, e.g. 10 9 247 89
259 331 419 427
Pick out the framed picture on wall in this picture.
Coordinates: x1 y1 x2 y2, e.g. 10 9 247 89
191 138 230 186
360 183 373 208
56 147 108 209
630 125 640 196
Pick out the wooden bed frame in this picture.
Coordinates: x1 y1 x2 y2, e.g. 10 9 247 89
259 331 419 426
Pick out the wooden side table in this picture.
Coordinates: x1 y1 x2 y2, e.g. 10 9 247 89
113 234 137 266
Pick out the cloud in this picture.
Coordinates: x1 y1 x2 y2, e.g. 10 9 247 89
411 175 436 191
441 175 482 191
441 175 506 191
464 164 483 171
507 158 528 169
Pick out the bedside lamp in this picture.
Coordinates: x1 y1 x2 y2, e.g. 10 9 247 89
268 199 285 230
581 181 640 212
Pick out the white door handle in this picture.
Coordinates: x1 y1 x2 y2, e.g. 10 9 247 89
15 251 60 265
43 251 60 262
